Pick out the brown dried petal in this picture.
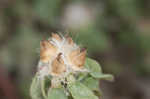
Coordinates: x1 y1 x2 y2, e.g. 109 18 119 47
69 48 80 58
51 53 66 76
40 40 57 62
69 48 86 69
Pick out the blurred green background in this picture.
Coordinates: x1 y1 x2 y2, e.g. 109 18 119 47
0 0 150 99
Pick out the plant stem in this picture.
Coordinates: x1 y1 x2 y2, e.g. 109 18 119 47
41 79 48 99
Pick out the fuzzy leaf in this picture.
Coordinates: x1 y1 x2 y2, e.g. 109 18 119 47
30 76 43 99
68 82 98 99
85 57 114 81
77 72 88 81
85 58 102 77
48 88 68 99
95 74 114 81
82 77 99 91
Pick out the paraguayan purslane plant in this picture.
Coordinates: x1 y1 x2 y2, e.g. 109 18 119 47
30 33 114 99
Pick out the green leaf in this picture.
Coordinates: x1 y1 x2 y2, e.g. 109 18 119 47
68 82 98 99
30 75 43 99
95 74 114 81
82 77 99 91
77 72 88 81
48 88 68 99
82 77 102 97
85 57 114 81
85 58 102 78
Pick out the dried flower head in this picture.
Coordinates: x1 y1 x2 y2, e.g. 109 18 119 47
31 33 114 99
38 33 87 79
